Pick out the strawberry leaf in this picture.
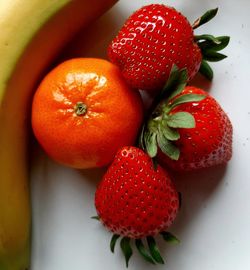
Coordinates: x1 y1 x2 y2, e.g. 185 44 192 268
138 124 146 151
198 36 230 52
199 60 213 80
195 34 221 44
167 112 195 129
192 9 229 78
160 122 180 141
110 234 120 253
160 64 179 98
135 239 156 264
203 51 227 62
120 237 133 267
147 236 164 264
157 64 188 101
163 66 188 102
169 93 206 110
140 67 205 162
192 7 218 29
144 131 158 158
160 232 180 244
157 132 180 160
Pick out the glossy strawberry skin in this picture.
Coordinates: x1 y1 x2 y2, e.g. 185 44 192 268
108 4 202 92
158 87 233 171
95 146 179 239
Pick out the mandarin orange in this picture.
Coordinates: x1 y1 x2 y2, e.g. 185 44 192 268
31 58 143 169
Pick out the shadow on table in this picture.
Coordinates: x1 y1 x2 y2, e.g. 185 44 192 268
56 5 124 62
156 164 228 258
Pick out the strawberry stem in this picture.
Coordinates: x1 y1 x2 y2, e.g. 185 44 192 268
91 215 100 220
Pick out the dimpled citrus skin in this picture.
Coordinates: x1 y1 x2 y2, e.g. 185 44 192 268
158 86 233 171
108 4 202 92
31 58 143 169
95 146 179 239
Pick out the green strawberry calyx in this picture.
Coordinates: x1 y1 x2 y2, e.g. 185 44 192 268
139 65 206 161
192 8 230 80
112 232 180 267
93 216 179 267
192 7 218 29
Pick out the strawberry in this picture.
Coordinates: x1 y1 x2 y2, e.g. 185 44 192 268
95 146 179 266
158 87 232 171
140 66 233 171
108 4 230 92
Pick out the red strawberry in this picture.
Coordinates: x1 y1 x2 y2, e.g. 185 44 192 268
108 4 229 92
95 146 179 266
158 86 232 171
140 66 233 171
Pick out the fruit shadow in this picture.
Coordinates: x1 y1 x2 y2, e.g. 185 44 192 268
189 73 213 92
56 5 125 62
156 164 228 257
76 167 107 188
30 144 52 262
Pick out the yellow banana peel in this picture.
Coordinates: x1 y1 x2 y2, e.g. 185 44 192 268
0 0 117 269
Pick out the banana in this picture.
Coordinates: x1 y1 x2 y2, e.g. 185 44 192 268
0 0 117 269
